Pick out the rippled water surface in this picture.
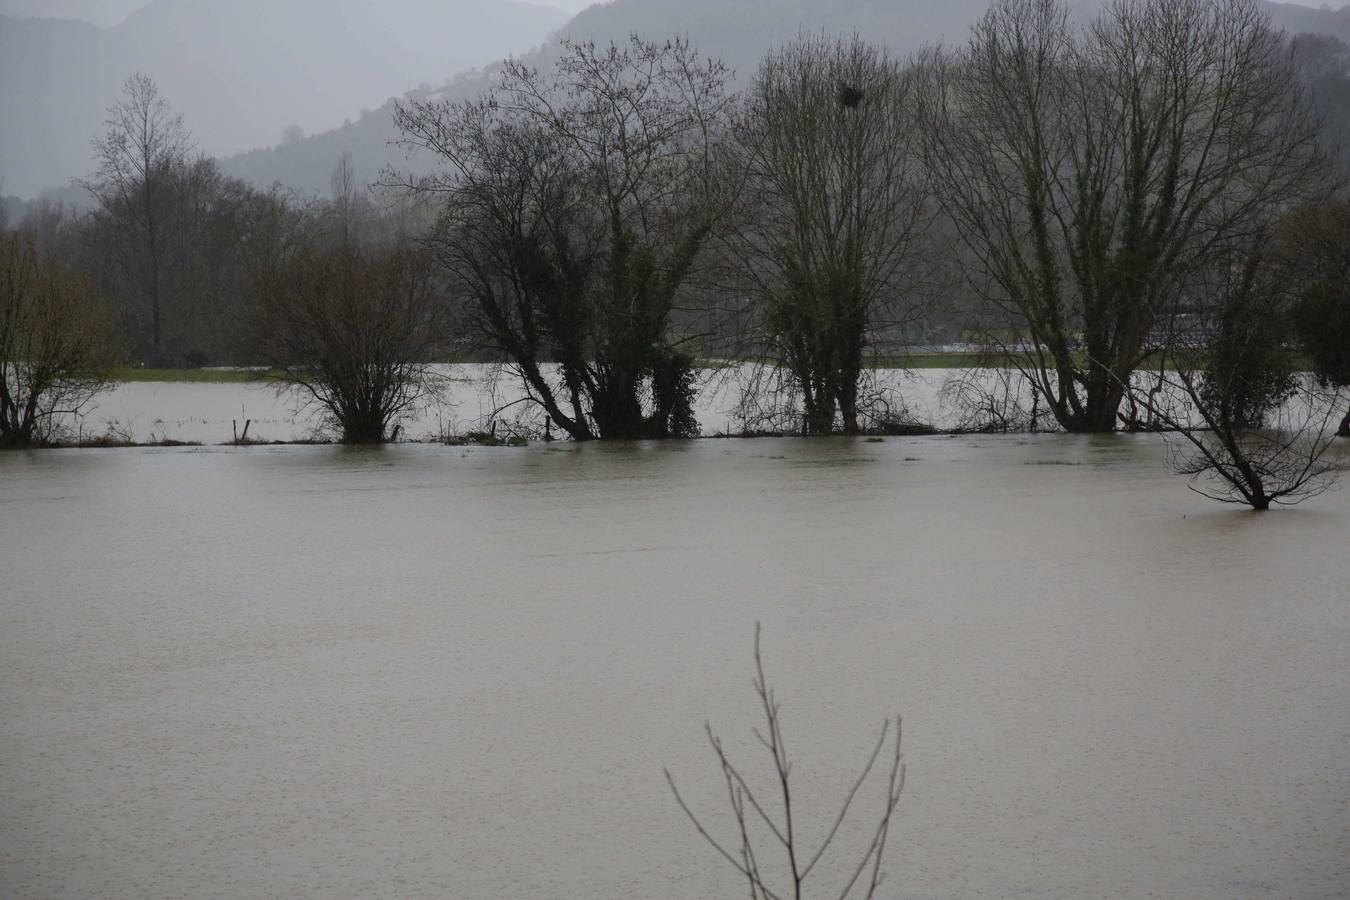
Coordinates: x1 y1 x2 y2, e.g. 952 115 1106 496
2 436 1348 898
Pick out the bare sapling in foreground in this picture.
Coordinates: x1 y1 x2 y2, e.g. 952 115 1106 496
666 624 904 900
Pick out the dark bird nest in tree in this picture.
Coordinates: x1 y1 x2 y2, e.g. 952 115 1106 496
838 83 865 108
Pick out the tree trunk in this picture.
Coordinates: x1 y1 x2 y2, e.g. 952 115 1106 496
802 384 836 436
1076 371 1126 433
338 404 389 444
838 390 860 435
521 358 592 441
835 365 861 436
590 372 649 440
145 179 163 354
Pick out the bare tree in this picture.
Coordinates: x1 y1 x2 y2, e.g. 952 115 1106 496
667 624 905 900
0 235 119 447
82 73 192 360
916 0 1328 433
392 36 735 440
328 152 368 249
1126 243 1344 509
250 243 447 443
726 35 934 435
1279 197 1350 437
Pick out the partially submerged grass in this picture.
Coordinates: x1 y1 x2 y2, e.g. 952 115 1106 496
51 435 203 449
445 430 528 447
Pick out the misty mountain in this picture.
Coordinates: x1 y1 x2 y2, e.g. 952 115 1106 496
223 0 1000 196
218 0 1350 199
0 0 569 198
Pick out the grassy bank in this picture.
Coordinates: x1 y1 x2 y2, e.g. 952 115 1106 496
110 367 273 383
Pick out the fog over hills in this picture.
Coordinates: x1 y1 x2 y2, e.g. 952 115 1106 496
0 0 568 197
5 0 1348 201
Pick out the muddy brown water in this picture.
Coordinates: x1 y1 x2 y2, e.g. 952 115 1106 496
2 436 1347 898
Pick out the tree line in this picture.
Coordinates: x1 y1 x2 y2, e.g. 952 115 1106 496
2 0 1348 509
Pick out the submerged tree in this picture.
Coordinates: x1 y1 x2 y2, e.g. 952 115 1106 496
250 243 447 444
727 35 933 435
392 36 734 440
1129 244 1344 510
917 0 1328 433
0 235 119 447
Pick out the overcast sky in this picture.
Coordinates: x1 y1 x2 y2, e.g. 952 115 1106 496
2 0 1341 29
0 0 603 27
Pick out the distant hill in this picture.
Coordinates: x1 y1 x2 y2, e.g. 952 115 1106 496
0 0 569 198
219 0 1350 199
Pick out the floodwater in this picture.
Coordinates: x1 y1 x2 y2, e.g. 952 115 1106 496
64 365 984 443
1 436 1348 899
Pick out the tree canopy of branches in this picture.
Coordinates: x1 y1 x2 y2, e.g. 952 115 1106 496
0 235 119 447
917 0 1328 433
250 243 447 444
727 35 933 435
1128 243 1344 509
1278 197 1350 437
82 73 193 363
393 35 734 440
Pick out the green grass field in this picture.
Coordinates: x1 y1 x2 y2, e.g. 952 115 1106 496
875 353 1005 368
110 352 1313 383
